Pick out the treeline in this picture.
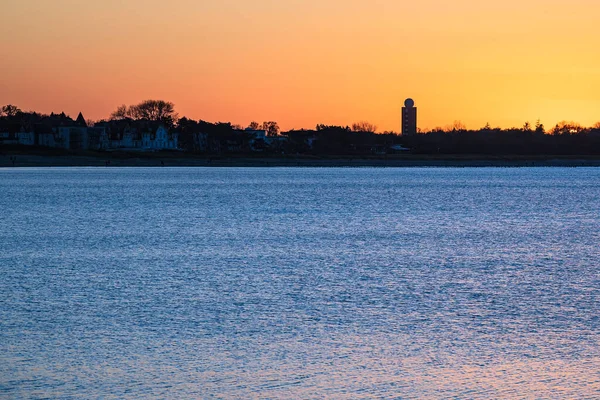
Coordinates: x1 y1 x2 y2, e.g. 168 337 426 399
408 121 600 155
2 102 600 155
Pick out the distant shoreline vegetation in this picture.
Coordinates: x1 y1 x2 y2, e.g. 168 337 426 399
1 101 600 156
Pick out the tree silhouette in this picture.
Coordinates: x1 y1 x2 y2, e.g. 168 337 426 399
351 121 377 133
535 119 545 134
129 100 179 126
5 101 600 156
550 121 584 135
446 121 466 132
110 104 129 120
1 104 21 117
262 121 280 136
110 100 178 126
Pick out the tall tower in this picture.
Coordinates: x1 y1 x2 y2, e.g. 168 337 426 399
402 98 417 135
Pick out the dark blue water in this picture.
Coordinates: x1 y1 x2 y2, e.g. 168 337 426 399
1 167 599 398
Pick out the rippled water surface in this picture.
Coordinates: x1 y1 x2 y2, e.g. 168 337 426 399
1 167 600 398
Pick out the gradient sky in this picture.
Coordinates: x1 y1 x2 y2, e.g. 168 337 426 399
2 0 599 131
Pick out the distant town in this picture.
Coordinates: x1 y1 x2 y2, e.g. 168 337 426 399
1 100 600 156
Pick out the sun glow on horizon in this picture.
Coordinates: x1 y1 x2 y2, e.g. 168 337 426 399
2 0 599 131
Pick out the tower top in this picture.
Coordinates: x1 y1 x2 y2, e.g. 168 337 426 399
404 98 415 108
76 112 87 127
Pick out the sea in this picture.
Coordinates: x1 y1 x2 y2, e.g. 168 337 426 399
1 167 599 398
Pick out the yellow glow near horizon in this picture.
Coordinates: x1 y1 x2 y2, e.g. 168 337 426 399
1 0 599 131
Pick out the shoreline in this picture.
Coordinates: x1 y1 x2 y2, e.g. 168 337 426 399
2 151 600 168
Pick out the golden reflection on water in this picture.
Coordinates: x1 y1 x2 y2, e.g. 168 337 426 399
99 334 600 398
8 333 599 398
196 339 600 398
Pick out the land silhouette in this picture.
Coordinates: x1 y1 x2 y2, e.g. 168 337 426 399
2 101 600 167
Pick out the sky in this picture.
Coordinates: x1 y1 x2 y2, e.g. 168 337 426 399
2 0 599 131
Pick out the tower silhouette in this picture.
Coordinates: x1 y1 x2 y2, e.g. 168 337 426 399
402 98 417 135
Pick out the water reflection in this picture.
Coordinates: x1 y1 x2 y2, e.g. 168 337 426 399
1 167 599 398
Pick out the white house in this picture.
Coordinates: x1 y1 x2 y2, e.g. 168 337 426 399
142 125 178 150
120 130 137 148
245 129 267 151
17 131 35 146
0 132 18 145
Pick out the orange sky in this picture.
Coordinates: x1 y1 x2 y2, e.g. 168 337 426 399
2 0 599 131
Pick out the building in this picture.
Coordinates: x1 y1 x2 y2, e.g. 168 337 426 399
191 132 208 152
0 111 113 150
57 126 89 149
245 128 267 151
141 125 178 150
402 98 417 135
94 119 178 151
87 127 109 150
0 132 18 145
17 131 35 146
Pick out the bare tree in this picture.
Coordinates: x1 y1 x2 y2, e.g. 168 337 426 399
110 100 178 126
1 104 21 117
110 104 129 120
351 121 377 133
247 121 261 130
550 121 584 135
128 100 179 126
446 120 466 132
262 121 280 137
